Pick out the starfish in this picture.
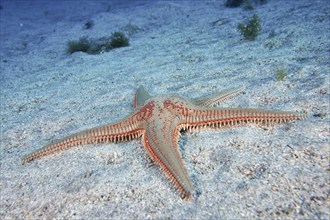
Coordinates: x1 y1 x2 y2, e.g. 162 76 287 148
22 85 306 199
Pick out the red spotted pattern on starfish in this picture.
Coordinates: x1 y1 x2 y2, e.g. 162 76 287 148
22 85 306 199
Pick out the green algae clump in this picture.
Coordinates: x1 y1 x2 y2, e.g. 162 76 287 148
108 32 129 48
275 68 288 81
66 37 90 54
66 32 129 55
237 14 261 40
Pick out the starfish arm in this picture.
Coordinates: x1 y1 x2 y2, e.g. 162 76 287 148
21 113 143 164
142 118 194 199
134 85 152 110
181 108 306 131
191 86 244 107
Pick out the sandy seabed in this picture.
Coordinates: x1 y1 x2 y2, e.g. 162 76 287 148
0 0 329 219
